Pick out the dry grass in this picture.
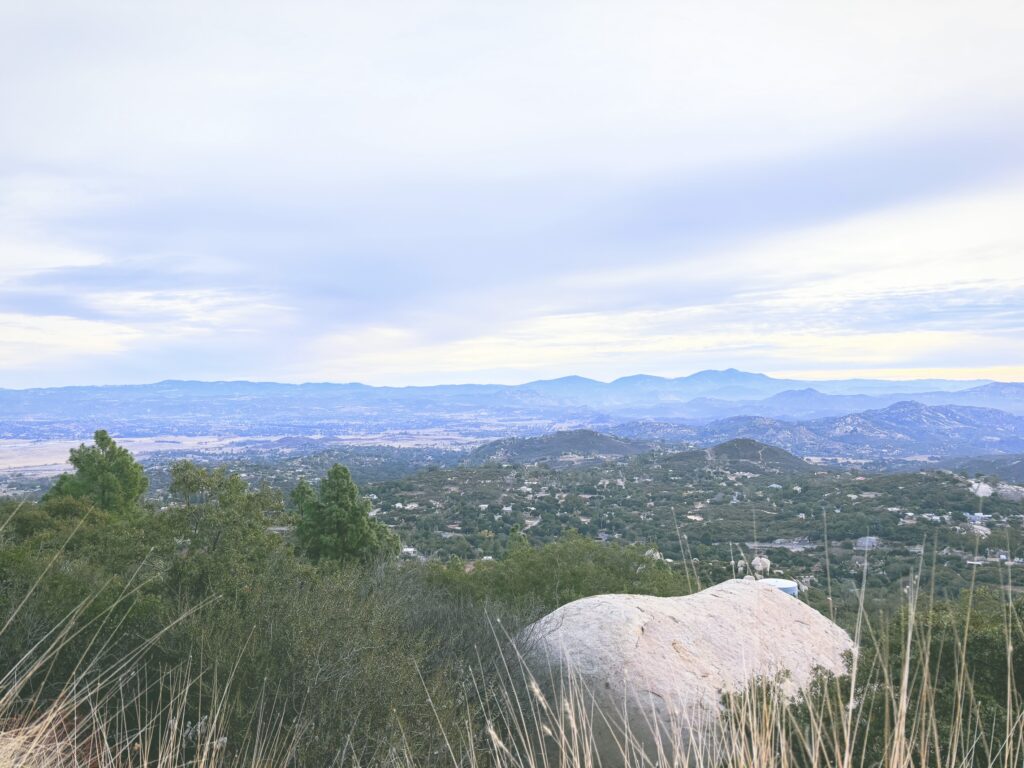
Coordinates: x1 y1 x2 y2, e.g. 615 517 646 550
1 560 1021 767
456 570 1022 768
0 606 297 768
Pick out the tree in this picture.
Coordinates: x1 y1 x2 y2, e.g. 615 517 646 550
168 458 208 508
169 460 280 535
44 429 148 515
293 464 398 564
165 460 285 598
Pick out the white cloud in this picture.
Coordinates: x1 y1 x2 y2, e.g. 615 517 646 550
2 2 1023 385
310 314 1020 385
0 313 141 368
84 289 289 334
0 238 107 286
571 181 1024 303
307 181 1024 383
0 174 113 285
2 2 1022 181
0 286 291 379
769 365 1024 382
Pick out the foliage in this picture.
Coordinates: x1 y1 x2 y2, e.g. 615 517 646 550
43 430 148 516
4 431 1024 766
292 464 398 565
1 444 512 764
781 582 1024 768
161 460 285 600
431 532 694 614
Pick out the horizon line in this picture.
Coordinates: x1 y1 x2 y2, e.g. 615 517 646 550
0 367 1015 392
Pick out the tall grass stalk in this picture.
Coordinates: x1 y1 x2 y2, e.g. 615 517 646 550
2 561 1020 766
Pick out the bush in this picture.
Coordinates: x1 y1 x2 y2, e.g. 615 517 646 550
0 491 522 764
428 532 694 616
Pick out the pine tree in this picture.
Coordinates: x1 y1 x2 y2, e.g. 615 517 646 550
293 464 397 564
44 429 148 515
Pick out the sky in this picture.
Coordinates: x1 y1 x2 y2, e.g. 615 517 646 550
2 0 1024 388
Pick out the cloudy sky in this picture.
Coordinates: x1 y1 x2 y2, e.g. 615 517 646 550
2 1 1024 388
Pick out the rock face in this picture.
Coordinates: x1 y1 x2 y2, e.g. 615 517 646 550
522 579 854 765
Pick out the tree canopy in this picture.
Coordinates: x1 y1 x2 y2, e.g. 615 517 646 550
293 463 398 564
43 429 148 515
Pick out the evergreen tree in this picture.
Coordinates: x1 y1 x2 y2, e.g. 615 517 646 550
44 429 148 515
293 464 397 564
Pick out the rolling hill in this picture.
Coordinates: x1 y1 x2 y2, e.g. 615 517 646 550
662 439 816 475
467 431 815 475
466 430 650 465
940 454 1024 483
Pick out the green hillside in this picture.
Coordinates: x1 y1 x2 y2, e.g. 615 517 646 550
467 429 650 465
661 438 816 475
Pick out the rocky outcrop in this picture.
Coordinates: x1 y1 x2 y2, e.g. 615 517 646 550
521 579 854 765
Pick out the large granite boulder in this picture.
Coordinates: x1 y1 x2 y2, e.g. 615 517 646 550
521 579 854 765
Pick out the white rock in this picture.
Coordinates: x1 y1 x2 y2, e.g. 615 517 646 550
970 480 994 498
996 482 1024 502
521 579 854 765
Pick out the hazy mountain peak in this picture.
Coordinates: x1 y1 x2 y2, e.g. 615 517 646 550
681 368 771 381
524 375 603 386
611 374 668 385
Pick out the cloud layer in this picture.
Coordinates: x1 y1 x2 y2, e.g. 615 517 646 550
1 1 1023 386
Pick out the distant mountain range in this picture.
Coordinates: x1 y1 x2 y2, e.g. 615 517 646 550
646 383 1024 421
614 401 1024 461
2 371 1023 462
518 369 993 402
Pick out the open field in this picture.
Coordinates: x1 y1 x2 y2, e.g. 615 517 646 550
0 432 485 478
0 437 248 475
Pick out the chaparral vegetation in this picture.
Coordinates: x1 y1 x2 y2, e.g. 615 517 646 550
1 432 1021 766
